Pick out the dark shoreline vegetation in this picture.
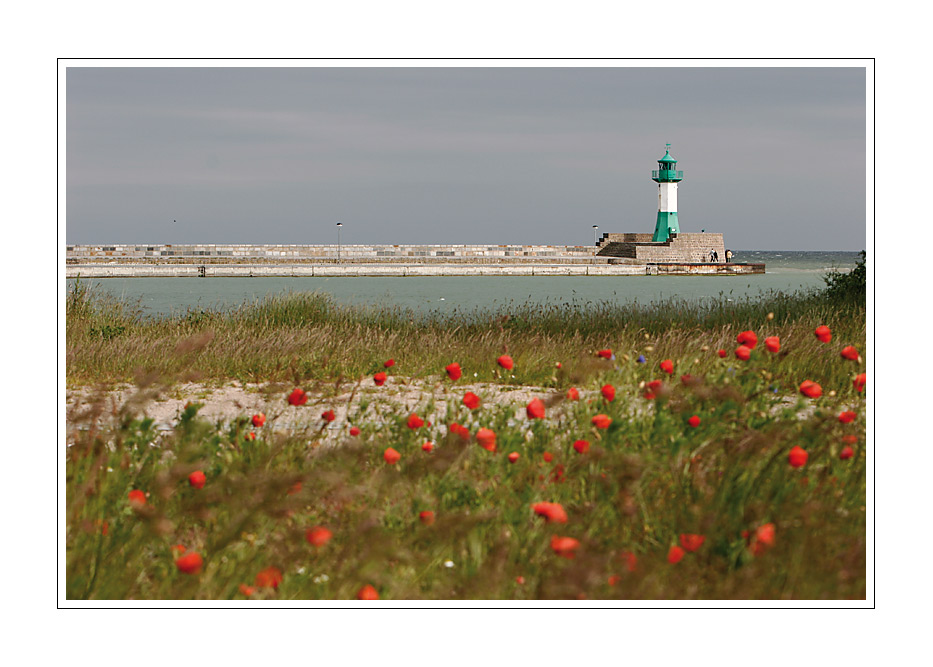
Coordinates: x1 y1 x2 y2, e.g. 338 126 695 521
66 253 866 600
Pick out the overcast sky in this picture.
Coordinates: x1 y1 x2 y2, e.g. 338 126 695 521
66 66 866 250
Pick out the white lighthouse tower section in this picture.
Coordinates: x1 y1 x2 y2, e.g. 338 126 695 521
659 181 678 213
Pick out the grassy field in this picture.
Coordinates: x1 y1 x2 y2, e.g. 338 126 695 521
65 261 866 600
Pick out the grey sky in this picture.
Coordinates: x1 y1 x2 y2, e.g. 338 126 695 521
66 67 866 250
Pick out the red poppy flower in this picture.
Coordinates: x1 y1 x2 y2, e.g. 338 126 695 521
306 526 333 547
476 428 497 452
463 392 480 410
171 544 186 556
527 398 546 419
497 355 514 370
245 431 257 441
814 325 832 343
515 576 525 585
550 535 580 558
188 470 206 489
251 413 266 428
597 349 613 359
407 413 424 429
373 371 387 386
175 552 203 574
667 545 685 564
356 584 379 600
756 523 776 547
238 584 255 597
287 387 308 406
764 336 780 353
854 373 866 393
550 463 566 483
838 410 856 424
608 574 621 586
680 374 693 385
601 384 616 402
840 346 859 361
322 410 336 422
383 447 401 464
543 452 553 463
421 441 434 452
841 434 858 445
643 379 664 399
445 362 462 381
592 414 612 429
788 446 809 468
688 415 701 428
288 481 302 495
717 349 727 358
737 331 758 349
735 345 751 361
128 489 147 506
384 359 395 368
799 380 822 398
660 359 674 374
254 566 283 589
449 422 470 440
349 426 361 436
566 387 580 401
679 533 705 552
507 452 519 463
533 502 568 523
573 439 590 454
620 551 638 573
419 510 435 525
840 445 855 460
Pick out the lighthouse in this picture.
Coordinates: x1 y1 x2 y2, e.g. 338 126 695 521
651 144 684 242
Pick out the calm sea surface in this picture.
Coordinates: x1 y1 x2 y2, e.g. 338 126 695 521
68 251 860 318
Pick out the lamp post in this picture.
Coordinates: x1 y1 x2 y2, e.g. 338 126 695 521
593 225 599 264
336 222 343 262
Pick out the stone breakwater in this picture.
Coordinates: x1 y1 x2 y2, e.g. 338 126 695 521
65 244 764 277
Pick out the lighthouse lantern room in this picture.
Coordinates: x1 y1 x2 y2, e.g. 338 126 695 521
651 143 684 242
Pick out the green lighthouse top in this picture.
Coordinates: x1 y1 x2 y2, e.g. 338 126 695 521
652 143 683 183
658 143 677 164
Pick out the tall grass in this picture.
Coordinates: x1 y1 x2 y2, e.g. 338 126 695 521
66 281 865 390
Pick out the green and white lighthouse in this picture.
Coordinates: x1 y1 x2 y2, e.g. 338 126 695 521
651 144 684 242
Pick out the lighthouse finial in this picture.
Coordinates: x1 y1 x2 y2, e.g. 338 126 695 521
666 142 671 152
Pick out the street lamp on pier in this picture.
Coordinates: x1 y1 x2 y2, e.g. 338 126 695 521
593 225 599 264
336 222 343 262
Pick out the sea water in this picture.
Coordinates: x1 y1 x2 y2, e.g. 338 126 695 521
66 251 861 318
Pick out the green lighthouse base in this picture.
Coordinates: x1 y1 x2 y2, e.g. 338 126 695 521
652 211 680 242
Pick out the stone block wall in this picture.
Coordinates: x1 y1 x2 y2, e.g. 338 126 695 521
597 233 726 264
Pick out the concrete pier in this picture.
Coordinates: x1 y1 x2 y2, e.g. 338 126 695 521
65 244 765 277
